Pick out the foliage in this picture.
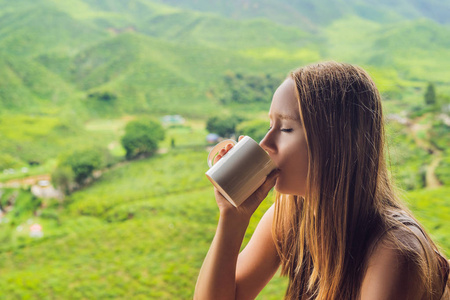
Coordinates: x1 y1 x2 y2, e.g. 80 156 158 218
429 119 450 151
0 114 121 177
435 155 450 186
68 151 210 218
0 1 449 299
0 153 25 170
121 118 165 159
424 82 436 106
51 165 74 195
0 148 447 299
0 188 40 220
404 187 450 257
385 121 431 190
217 72 281 106
407 104 436 119
206 115 246 138
236 119 269 143
158 0 450 27
88 91 118 102
60 148 104 185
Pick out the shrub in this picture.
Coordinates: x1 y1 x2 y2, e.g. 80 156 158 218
236 119 269 143
218 72 281 105
121 119 165 159
429 120 450 151
61 149 103 185
206 115 245 138
435 155 450 185
0 153 24 170
0 189 41 219
51 166 74 195
424 82 436 106
39 209 60 223
88 91 117 102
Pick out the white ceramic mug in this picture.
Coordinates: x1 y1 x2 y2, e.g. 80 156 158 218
205 136 277 207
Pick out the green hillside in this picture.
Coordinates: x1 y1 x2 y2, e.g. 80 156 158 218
0 145 447 299
1 0 316 116
154 0 450 29
0 0 449 298
0 2 106 57
1 0 450 118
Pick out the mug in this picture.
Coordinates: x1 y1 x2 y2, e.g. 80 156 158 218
205 136 277 207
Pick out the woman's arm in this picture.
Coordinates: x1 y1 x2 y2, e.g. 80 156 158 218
194 169 280 300
235 204 281 299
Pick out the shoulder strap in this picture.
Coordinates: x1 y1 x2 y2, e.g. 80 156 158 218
393 212 450 297
435 252 450 298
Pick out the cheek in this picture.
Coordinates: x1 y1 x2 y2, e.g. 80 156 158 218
276 146 309 195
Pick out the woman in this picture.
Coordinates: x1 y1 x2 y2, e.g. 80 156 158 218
194 62 449 299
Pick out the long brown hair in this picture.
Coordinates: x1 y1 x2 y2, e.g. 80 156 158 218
272 62 448 299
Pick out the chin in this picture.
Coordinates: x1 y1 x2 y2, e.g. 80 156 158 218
274 181 289 194
274 181 305 197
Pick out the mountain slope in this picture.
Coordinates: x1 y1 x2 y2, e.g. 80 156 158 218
154 0 450 30
323 17 450 84
0 2 106 58
1 0 450 117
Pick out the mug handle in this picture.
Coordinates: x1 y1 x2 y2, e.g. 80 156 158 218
207 139 237 168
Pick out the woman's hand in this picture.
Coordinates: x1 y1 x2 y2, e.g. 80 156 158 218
195 136 279 300
213 136 280 223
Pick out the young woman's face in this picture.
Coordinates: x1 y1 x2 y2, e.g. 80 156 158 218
260 78 309 196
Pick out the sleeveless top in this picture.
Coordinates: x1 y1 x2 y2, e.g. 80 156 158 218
389 212 450 300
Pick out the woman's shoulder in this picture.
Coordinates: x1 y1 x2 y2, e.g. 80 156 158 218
375 210 434 255
360 225 426 299
361 211 448 299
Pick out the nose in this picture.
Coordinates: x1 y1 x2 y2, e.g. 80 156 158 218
260 130 276 155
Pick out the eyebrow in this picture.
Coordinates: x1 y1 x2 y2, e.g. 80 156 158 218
269 112 300 121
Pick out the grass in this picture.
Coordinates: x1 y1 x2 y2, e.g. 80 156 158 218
404 187 450 257
0 2 449 298
0 145 447 299
0 148 289 299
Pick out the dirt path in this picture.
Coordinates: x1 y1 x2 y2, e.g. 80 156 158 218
426 151 443 188
1 174 51 188
407 114 443 189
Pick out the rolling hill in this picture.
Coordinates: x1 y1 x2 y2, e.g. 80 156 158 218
0 1 449 299
0 0 449 118
153 0 450 29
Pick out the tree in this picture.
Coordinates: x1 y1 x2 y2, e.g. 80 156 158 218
62 149 103 185
424 82 436 105
88 91 117 102
0 153 24 170
51 166 74 195
206 115 245 138
217 72 281 105
236 119 269 143
121 118 165 159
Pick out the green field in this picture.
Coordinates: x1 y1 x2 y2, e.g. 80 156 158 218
0 144 448 299
0 0 449 298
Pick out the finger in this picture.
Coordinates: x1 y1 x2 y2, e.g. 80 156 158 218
244 169 280 211
213 153 222 164
214 187 235 210
239 135 244 141
258 169 280 195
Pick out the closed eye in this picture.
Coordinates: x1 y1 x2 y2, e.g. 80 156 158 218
268 127 293 132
